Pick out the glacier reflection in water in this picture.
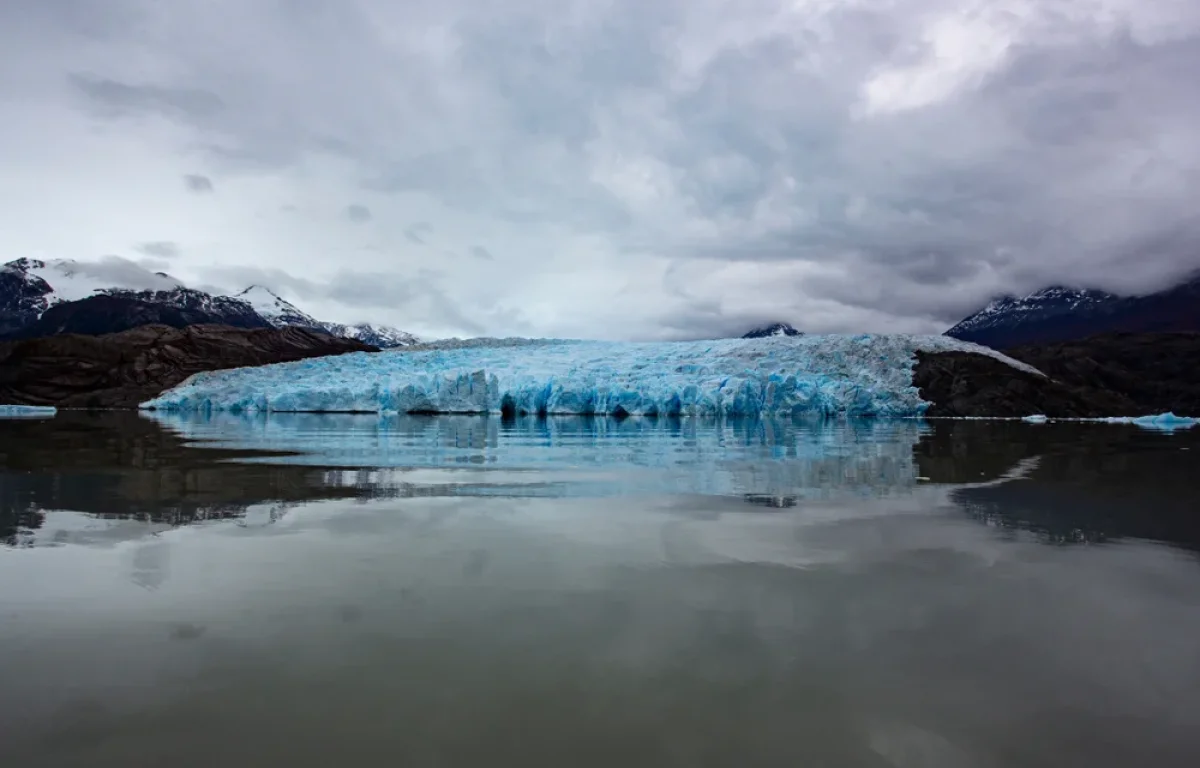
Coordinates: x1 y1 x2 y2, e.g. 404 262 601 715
145 412 929 500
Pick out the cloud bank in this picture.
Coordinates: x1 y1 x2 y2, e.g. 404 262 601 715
2 0 1199 339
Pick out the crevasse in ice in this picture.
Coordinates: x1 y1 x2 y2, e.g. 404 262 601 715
141 335 1038 417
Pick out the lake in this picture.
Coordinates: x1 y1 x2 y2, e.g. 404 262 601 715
2 411 1199 766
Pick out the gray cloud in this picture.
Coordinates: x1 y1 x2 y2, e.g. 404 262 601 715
69 255 182 291
200 263 486 336
134 241 181 259
4 0 1200 339
183 174 214 194
69 74 225 120
345 204 372 223
404 222 431 244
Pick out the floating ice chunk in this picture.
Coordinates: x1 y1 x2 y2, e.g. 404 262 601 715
1022 414 1049 424
141 335 1040 418
1092 412 1198 432
1130 413 1198 432
0 404 57 419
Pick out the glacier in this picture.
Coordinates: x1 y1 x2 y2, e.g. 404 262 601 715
141 335 1040 418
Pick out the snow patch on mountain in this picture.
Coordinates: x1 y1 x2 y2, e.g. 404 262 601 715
236 285 321 328
21 258 183 302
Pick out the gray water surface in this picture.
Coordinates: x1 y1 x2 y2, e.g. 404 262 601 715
2 412 1199 766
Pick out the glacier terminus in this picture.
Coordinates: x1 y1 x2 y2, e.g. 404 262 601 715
141 335 1039 418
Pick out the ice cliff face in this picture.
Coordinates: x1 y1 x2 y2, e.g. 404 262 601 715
142 334 1040 418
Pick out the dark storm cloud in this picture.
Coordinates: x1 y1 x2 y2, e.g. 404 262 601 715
134 241 181 259
183 174 214 194
345 204 371 223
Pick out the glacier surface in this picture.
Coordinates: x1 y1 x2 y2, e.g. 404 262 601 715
142 335 1039 418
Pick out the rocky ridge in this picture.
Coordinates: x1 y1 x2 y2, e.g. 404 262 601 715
0 324 376 409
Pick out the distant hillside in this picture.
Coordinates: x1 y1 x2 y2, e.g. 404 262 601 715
946 276 1200 348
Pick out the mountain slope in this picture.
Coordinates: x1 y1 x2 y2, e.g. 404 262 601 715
12 293 271 339
236 285 321 328
0 325 376 409
0 261 53 336
946 277 1200 348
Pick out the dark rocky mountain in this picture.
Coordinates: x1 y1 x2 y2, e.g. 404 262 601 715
945 275 1200 348
915 332 1200 417
0 324 377 409
1005 333 1200 417
742 322 802 338
0 258 420 347
0 261 53 336
8 292 271 339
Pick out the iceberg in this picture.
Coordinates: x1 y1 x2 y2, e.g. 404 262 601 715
1013 412 1198 431
1104 412 1199 433
141 335 1038 418
0 404 57 419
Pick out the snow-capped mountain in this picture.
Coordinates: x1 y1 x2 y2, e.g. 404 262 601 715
235 285 419 347
0 258 420 346
946 277 1200 348
10 257 183 301
1 258 264 338
319 322 420 348
742 322 802 338
236 285 322 328
101 287 271 327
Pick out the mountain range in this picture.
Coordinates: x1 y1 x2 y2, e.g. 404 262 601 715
5 257 1199 351
0 258 419 347
739 275 1200 348
945 275 1200 348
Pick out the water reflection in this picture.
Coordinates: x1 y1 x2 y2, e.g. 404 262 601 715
0 412 389 547
916 420 1200 550
4 413 1200 766
148 409 926 467
4 412 1200 550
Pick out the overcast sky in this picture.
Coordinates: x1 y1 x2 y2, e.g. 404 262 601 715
2 0 1199 340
